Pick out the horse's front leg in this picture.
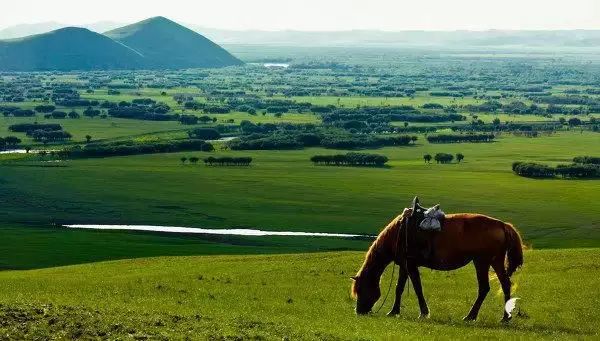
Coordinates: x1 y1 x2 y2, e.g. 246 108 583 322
407 262 430 318
387 266 408 316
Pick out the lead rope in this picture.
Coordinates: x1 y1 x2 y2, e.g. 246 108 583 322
373 217 406 314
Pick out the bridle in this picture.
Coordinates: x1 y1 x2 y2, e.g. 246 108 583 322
373 212 411 313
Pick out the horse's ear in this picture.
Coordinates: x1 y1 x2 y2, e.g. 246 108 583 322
412 196 420 209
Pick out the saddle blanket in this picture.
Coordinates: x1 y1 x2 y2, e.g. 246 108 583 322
419 205 445 231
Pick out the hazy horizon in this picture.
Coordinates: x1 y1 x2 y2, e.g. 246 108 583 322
1 0 598 32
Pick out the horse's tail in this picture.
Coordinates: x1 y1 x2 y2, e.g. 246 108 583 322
504 223 524 277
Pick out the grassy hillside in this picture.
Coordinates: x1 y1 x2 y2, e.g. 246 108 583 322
0 249 598 339
105 16 243 68
0 17 241 71
0 27 145 71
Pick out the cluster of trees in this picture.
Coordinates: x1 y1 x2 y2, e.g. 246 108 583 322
182 97 313 116
573 156 600 165
229 129 417 151
8 123 72 143
310 152 388 166
451 122 562 134
188 128 221 140
320 135 416 149
1 106 35 117
321 107 465 130
34 104 56 113
107 105 176 121
69 140 214 158
0 136 22 150
29 130 72 143
463 100 591 116
179 156 200 164
9 123 63 133
43 111 81 119
512 158 600 179
423 153 464 164
203 156 252 166
427 134 495 143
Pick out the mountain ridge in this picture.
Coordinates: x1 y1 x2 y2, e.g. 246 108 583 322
0 17 242 71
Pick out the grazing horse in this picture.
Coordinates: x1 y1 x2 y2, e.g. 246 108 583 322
351 197 524 322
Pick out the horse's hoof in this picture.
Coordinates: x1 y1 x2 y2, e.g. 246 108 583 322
463 315 477 322
387 310 400 317
419 313 430 319
501 316 512 323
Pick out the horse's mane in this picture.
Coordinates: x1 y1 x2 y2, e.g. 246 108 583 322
351 208 410 298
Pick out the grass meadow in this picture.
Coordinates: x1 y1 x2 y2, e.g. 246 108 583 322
1 131 598 270
0 249 598 339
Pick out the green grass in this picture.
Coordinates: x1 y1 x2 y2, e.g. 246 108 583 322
0 249 598 339
0 225 369 270
0 116 188 144
1 132 598 257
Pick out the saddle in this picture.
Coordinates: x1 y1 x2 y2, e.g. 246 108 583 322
405 197 444 262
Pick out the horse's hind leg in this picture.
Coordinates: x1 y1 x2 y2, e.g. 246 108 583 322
463 259 490 321
491 258 512 322
387 266 408 316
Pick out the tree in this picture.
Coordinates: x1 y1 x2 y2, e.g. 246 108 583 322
180 157 188 164
423 154 432 163
434 153 454 164
456 153 464 163
189 157 199 164
492 117 501 125
85 135 92 143
568 117 582 126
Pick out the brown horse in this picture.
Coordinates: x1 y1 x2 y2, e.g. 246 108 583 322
351 197 523 322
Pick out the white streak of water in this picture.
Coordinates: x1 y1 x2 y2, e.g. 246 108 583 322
63 224 370 238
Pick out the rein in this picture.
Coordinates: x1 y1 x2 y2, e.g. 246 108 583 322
373 215 408 314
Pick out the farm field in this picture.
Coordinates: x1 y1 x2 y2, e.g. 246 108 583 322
0 249 598 339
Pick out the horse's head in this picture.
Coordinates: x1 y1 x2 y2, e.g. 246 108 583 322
351 274 381 314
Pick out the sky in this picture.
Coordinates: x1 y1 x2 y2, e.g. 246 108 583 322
1 0 599 31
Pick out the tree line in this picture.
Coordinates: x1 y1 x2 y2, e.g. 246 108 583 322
9 123 72 143
423 153 465 164
204 157 252 166
512 157 600 179
228 130 417 151
310 153 389 167
0 136 22 150
427 134 495 144
69 140 214 158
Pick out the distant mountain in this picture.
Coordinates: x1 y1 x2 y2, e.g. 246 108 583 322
0 17 242 71
0 22 65 40
0 21 125 40
0 27 146 71
189 26 600 47
105 17 243 69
